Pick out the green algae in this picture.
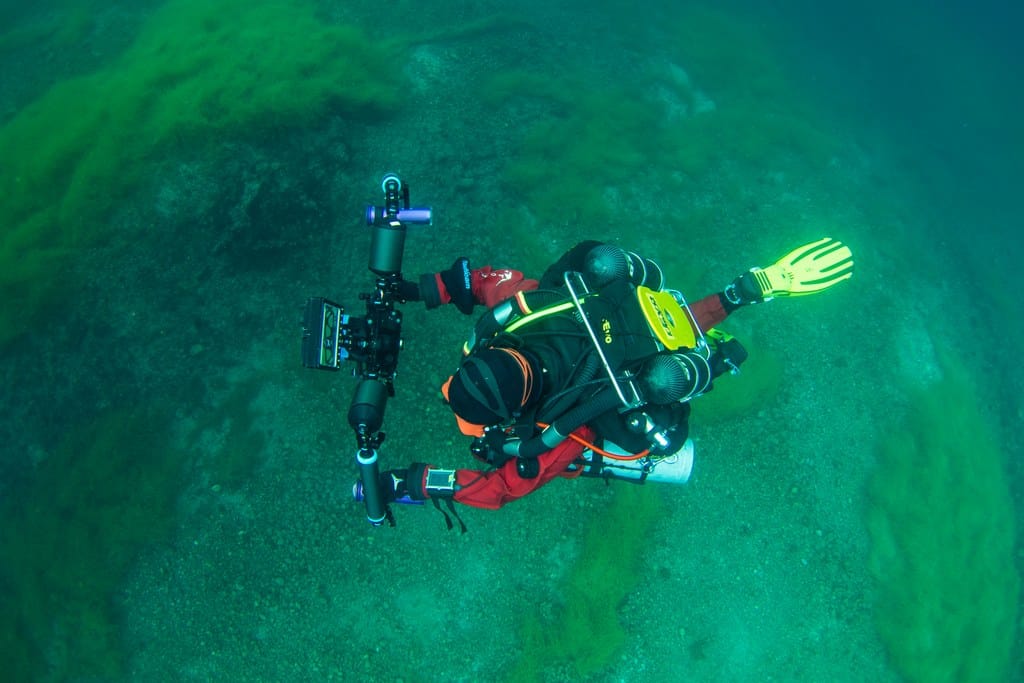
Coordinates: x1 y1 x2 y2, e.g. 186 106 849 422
0 0 404 346
866 360 1019 682
0 407 185 681
509 485 662 681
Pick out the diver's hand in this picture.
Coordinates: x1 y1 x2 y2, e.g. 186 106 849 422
395 278 421 302
416 258 475 313
377 468 410 504
438 258 475 313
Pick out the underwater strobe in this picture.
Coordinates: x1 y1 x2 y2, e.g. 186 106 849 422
301 173 432 526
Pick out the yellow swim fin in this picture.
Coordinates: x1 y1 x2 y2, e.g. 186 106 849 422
746 237 854 299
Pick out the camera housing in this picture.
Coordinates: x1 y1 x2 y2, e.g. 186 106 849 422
301 296 402 386
301 174 429 526
301 174 429 390
301 297 345 371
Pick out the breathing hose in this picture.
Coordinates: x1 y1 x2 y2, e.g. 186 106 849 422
508 385 624 460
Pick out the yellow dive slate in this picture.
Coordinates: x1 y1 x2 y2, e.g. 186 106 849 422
636 286 696 351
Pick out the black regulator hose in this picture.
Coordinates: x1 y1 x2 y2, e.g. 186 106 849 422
510 385 624 460
536 352 601 424
510 348 713 464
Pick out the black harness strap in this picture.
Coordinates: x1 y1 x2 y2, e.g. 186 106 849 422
432 496 468 533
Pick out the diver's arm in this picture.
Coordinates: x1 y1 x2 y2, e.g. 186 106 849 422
400 257 538 314
451 434 587 509
377 429 589 510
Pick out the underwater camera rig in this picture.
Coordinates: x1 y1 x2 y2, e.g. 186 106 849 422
301 173 431 526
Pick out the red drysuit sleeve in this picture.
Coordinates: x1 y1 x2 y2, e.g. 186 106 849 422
452 428 592 510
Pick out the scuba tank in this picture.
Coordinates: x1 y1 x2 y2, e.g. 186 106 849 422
572 438 695 485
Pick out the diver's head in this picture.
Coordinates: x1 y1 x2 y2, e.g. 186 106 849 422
584 244 664 289
441 347 542 436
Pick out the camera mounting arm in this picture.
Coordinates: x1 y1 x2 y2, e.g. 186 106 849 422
301 173 432 526
349 378 390 526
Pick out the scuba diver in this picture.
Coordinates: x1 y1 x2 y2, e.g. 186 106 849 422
365 237 854 520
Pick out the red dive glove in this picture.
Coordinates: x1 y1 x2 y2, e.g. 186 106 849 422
416 258 538 314
471 266 539 308
418 257 474 313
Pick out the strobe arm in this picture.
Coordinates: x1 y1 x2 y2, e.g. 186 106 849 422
349 378 389 526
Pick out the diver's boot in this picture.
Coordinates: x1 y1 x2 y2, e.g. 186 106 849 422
723 270 768 307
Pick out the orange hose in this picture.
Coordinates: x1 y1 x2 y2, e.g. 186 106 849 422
535 422 650 461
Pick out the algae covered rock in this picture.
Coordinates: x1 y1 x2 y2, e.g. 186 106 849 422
0 0 404 346
866 365 1019 682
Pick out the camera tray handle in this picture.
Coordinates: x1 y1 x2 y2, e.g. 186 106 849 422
349 377 390 526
